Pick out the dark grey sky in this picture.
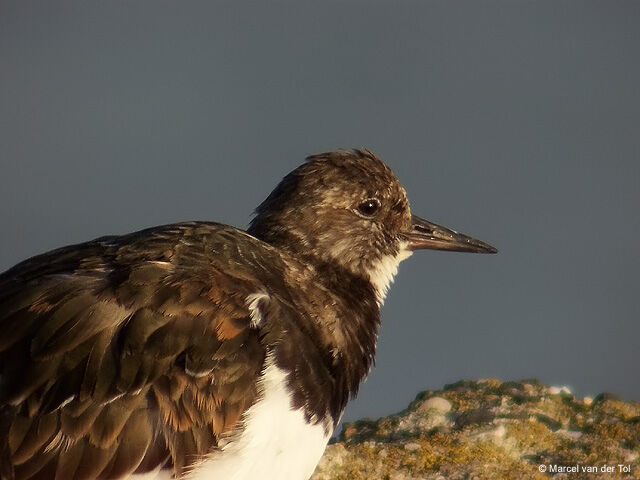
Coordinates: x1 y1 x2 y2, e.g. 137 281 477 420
1 1 638 423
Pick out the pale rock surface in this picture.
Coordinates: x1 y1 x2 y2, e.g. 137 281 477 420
312 379 640 480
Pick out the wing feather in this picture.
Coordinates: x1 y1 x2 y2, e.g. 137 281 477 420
0 223 279 479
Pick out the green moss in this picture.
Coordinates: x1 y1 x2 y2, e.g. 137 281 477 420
312 380 640 480
593 398 640 422
506 420 561 451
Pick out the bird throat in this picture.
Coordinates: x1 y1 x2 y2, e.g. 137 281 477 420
368 243 413 305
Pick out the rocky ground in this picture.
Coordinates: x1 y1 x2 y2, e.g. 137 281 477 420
311 379 640 480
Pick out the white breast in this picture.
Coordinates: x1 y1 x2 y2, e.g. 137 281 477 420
183 358 332 480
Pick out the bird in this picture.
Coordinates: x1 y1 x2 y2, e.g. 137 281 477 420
0 149 496 480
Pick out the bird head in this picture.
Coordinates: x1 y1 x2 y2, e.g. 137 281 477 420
248 149 496 303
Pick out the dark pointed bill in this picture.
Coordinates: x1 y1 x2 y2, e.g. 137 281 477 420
404 214 498 253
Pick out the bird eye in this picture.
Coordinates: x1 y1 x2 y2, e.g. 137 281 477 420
356 199 380 217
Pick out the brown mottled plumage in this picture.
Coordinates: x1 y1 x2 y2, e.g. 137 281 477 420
0 150 496 480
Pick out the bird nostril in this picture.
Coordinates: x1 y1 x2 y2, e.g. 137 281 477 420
414 224 432 234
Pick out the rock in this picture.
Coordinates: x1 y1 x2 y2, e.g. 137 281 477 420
311 379 640 480
419 396 452 414
547 385 572 395
404 442 421 451
455 407 495 428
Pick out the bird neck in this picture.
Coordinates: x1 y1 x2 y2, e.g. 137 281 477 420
248 224 382 419
299 259 382 421
248 220 378 293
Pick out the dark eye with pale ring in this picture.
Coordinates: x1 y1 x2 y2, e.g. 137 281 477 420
356 199 380 217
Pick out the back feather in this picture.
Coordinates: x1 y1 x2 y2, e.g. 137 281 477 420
0 223 287 480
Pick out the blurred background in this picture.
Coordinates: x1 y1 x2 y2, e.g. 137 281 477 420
1 1 638 424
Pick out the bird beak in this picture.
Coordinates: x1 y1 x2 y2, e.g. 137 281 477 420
405 214 498 253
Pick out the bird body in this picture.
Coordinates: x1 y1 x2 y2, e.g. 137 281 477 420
0 150 496 480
